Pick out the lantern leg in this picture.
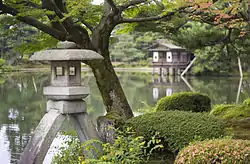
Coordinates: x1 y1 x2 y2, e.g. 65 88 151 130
19 110 66 164
69 113 102 158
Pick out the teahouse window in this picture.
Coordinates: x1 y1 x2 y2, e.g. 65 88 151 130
70 66 76 76
166 52 172 62
153 52 159 62
56 67 64 76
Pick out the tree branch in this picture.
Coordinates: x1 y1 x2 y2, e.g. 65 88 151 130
105 0 118 12
80 20 93 31
120 0 149 10
41 0 92 47
18 1 42 9
0 2 18 15
122 15 167 23
49 0 89 37
18 16 67 40
247 2 250 24
0 2 67 41
49 0 65 19
121 7 186 23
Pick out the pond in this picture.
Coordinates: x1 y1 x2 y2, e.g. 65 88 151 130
0 71 249 163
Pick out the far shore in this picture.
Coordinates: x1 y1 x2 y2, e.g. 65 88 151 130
1 66 243 77
1 67 154 73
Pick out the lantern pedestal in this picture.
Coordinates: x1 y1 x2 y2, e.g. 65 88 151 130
46 100 87 114
19 108 100 164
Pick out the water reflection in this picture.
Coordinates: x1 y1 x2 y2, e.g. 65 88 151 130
151 75 249 106
0 72 250 163
151 75 189 102
0 73 47 163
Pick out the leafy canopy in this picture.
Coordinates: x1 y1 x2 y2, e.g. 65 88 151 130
0 0 188 54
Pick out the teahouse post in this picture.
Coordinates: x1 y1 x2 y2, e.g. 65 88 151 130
19 42 103 164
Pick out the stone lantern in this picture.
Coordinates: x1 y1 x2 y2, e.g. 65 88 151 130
19 42 103 164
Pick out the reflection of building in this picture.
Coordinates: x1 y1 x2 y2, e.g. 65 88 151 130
153 88 159 100
151 76 190 101
153 86 175 101
149 40 193 76
153 87 173 100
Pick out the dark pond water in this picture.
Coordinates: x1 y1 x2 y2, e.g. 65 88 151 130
0 71 249 163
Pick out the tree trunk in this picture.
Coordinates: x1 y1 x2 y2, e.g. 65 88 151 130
238 56 243 78
88 56 134 120
248 2 250 24
84 9 134 120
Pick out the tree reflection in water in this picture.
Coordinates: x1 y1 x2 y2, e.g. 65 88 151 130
0 73 48 163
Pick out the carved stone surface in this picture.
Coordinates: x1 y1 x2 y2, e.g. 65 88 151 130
70 114 100 141
70 113 102 158
47 100 87 114
50 61 82 87
43 86 90 100
19 110 66 164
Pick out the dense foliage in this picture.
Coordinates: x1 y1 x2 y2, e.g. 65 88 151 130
155 92 211 112
110 31 163 62
0 15 38 64
185 0 249 32
170 21 250 75
175 139 250 164
126 111 226 154
210 98 250 119
52 136 83 164
53 128 163 164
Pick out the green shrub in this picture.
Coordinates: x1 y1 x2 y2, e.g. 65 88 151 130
243 98 250 106
155 92 211 112
126 111 226 154
210 101 250 119
175 139 250 164
52 136 84 164
210 104 237 116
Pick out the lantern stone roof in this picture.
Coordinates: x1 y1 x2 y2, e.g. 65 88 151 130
30 41 103 61
30 49 104 61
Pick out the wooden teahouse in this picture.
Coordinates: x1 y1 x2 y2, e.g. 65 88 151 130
149 40 193 76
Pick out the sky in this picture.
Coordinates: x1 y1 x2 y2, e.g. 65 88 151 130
92 0 103 5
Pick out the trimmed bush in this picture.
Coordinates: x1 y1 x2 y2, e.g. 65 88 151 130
175 139 250 164
155 92 211 112
243 98 250 106
210 104 237 116
126 111 226 153
210 101 250 119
